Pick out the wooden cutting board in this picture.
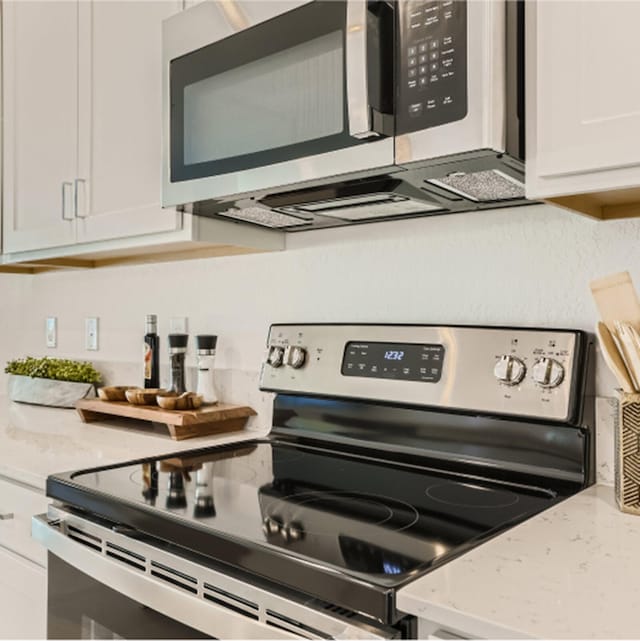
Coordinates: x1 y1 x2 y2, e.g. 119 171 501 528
75 399 256 440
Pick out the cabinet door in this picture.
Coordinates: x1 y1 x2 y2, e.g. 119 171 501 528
0 547 46 639
2 1 78 253
528 1 640 198
76 1 182 244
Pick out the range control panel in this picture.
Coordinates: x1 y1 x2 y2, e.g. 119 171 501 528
260 325 587 423
396 0 468 135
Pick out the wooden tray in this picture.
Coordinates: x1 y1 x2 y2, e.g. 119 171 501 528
75 399 256 440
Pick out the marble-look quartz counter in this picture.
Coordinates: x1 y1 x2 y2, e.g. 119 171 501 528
397 484 639 639
0 396 267 489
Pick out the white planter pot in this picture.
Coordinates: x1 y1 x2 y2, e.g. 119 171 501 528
7 374 96 408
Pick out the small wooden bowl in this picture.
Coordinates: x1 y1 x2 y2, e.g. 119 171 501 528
157 392 203 410
97 386 136 402
156 392 179 410
125 388 165 406
181 392 203 410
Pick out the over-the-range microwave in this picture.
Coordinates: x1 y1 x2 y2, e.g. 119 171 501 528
162 0 525 231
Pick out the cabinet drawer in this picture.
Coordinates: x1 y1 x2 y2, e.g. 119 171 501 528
0 546 46 639
0 476 50 566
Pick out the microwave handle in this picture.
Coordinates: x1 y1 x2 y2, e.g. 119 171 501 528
346 0 380 140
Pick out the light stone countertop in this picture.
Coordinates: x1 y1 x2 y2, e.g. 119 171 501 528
0 396 267 490
397 483 640 639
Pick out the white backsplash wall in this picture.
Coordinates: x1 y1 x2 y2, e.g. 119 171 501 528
2 202 639 482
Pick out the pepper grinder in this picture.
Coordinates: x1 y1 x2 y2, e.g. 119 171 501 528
168 333 188 395
196 335 218 404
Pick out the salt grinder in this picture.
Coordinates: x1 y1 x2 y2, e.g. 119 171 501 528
196 335 218 404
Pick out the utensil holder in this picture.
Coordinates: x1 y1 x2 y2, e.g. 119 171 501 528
615 391 640 514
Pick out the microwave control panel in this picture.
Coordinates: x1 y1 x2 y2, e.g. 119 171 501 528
396 0 468 134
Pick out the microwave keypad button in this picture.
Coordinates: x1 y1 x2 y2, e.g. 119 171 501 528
429 62 439 72
419 77 428 88
418 65 428 76
442 57 454 68
408 68 417 79
418 43 428 54
442 35 453 46
430 39 440 50
408 56 418 67
409 103 423 116
442 96 453 106
429 51 439 61
418 54 428 64
426 99 437 110
408 80 418 89
408 46 417 57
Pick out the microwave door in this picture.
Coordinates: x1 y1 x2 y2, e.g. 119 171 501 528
162 0 396 209
395 0 508 166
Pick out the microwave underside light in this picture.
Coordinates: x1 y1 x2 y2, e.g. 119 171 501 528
278 193 443 221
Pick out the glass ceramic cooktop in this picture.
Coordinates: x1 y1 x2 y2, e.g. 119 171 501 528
67 439 558 586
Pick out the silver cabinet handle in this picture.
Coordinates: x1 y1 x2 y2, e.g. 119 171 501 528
0 511 14 520
346 0 378 139
61 181 74 220
74 178 87 218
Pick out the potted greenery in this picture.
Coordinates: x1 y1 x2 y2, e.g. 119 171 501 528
5 357 101 408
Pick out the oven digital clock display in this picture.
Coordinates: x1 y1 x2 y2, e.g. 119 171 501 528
342 342 445 382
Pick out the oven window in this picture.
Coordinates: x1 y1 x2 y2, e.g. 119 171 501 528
183 30 343 165
170 1 362 182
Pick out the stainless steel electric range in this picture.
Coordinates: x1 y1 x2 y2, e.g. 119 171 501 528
34 324 594 639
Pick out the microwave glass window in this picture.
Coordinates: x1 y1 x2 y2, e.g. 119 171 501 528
182 30 343 166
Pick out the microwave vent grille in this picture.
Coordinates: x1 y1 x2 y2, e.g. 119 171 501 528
218 207 311 228
428 170 525 202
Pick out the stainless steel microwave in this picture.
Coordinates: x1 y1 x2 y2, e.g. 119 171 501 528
162 0 526 231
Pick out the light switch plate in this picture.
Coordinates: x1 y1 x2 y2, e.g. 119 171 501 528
85 317 99 351
46 317 57 348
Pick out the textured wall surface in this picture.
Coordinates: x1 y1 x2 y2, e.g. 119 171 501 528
1 202 639 481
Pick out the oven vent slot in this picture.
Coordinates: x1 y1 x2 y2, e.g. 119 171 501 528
320 603 357 619
265 609 331 640
203 583 259 619
150 561 197 594
106 542 146 571
66 524 102 552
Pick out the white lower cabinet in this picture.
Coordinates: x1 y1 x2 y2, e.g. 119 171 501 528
0 546 47 640
417 618 473 640
0 476 50 639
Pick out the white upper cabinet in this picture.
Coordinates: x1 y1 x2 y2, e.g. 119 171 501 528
2 1 79 253
76 1 182 244
1 0 282 266
526 1 640 217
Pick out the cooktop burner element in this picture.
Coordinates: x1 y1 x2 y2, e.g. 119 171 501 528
425 483 521 509
264 490 420 535
47 323 594 629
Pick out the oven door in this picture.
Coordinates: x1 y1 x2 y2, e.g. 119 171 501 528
33 509 397 640
162 0 396 207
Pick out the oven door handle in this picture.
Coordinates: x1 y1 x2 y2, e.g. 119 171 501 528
346 0 380 140
31 513 300 640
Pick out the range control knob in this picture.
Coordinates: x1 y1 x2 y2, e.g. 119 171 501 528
286 346 307 369
281 522 305 543
262 517 283 536
532 358 565 388
493 355 526 386
267 346 285 368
